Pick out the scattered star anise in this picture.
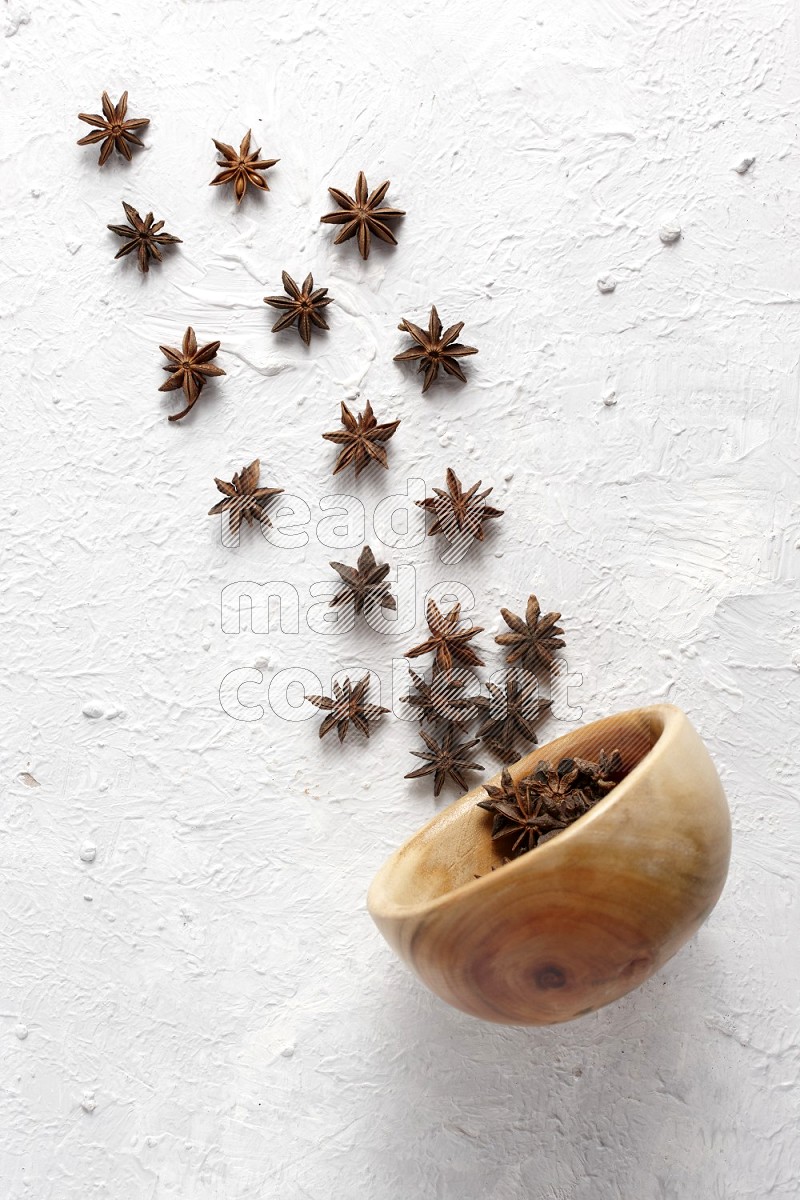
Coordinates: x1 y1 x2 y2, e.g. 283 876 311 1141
209 130 279 203
306 674 389 742
477 768 569 855
496 594 565 674
107 202 181 274
320 171 405 259
405 728 484 797
329 545 396 615
264 272 333 345
77 91 149 165
394 305 478 393
474 674 551 762
322 400 400 477
208 459 284 537
402 665 478 729
477 748 624 858
158 327 225 421
417 467 503 545
406 599 484 672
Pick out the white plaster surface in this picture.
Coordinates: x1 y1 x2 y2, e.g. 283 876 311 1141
2 0 800 1196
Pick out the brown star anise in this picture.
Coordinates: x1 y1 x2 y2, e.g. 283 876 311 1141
208 460 284 537
477 748 624 857
394 306 478 393
107 202 182 274
524 757 587 820
417 468 503 545
474 674 551 762
209 131 279 203
329 545 396 615
264 272 333 345
320 171 405 259
496 594 565 674
405 728 484 797
159 327 226 421
406 599 485 672
306 674 389 742
402 665 478 730
322 400 400 477
77 91 149 165
570 749 624 796
477 768 569 856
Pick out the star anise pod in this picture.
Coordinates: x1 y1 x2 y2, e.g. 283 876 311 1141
405 728 484 797
329 545 396 615
209 130 279 203
77 91 149 165
107 202 182 274
264 272 333 345
474 675 551 762
477 768 569 856
208 459 284 537
569 749 625 795
402 665 478 730
158 327 226 421
417 468 503 545
322 400 400 477
406 599 484 672
320 171 405 259
306 674 389 742
496 594 565 674
394 305 478 393
526 756 595 820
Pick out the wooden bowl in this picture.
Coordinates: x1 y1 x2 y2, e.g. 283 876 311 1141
368 705 731 1025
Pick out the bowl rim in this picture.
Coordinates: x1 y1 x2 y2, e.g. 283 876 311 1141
368 702 685 921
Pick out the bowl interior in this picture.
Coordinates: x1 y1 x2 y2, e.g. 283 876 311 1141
382 706 668 908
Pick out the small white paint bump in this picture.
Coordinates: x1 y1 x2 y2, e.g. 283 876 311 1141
659 221 682 244
734 156 755 175
81 701 104 720
597 275 617 294
79 841 97 863
602 389 618 407
280 1045 295 1058
81 1091 96 1113
15 1023 28 1040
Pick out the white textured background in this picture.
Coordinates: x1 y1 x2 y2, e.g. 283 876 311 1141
2 0 799 1196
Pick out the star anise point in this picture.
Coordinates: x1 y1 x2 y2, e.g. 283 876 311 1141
306 673 389 742
159 327 225 421
78 91 149 165
394 305 478 393
322 399 400 477
320 171 405 259
208 459 283 537
329 545 396 616
406 727 483 797
210 130 279 203
107 202 181 273
406 599 485 672
264 272 333 345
